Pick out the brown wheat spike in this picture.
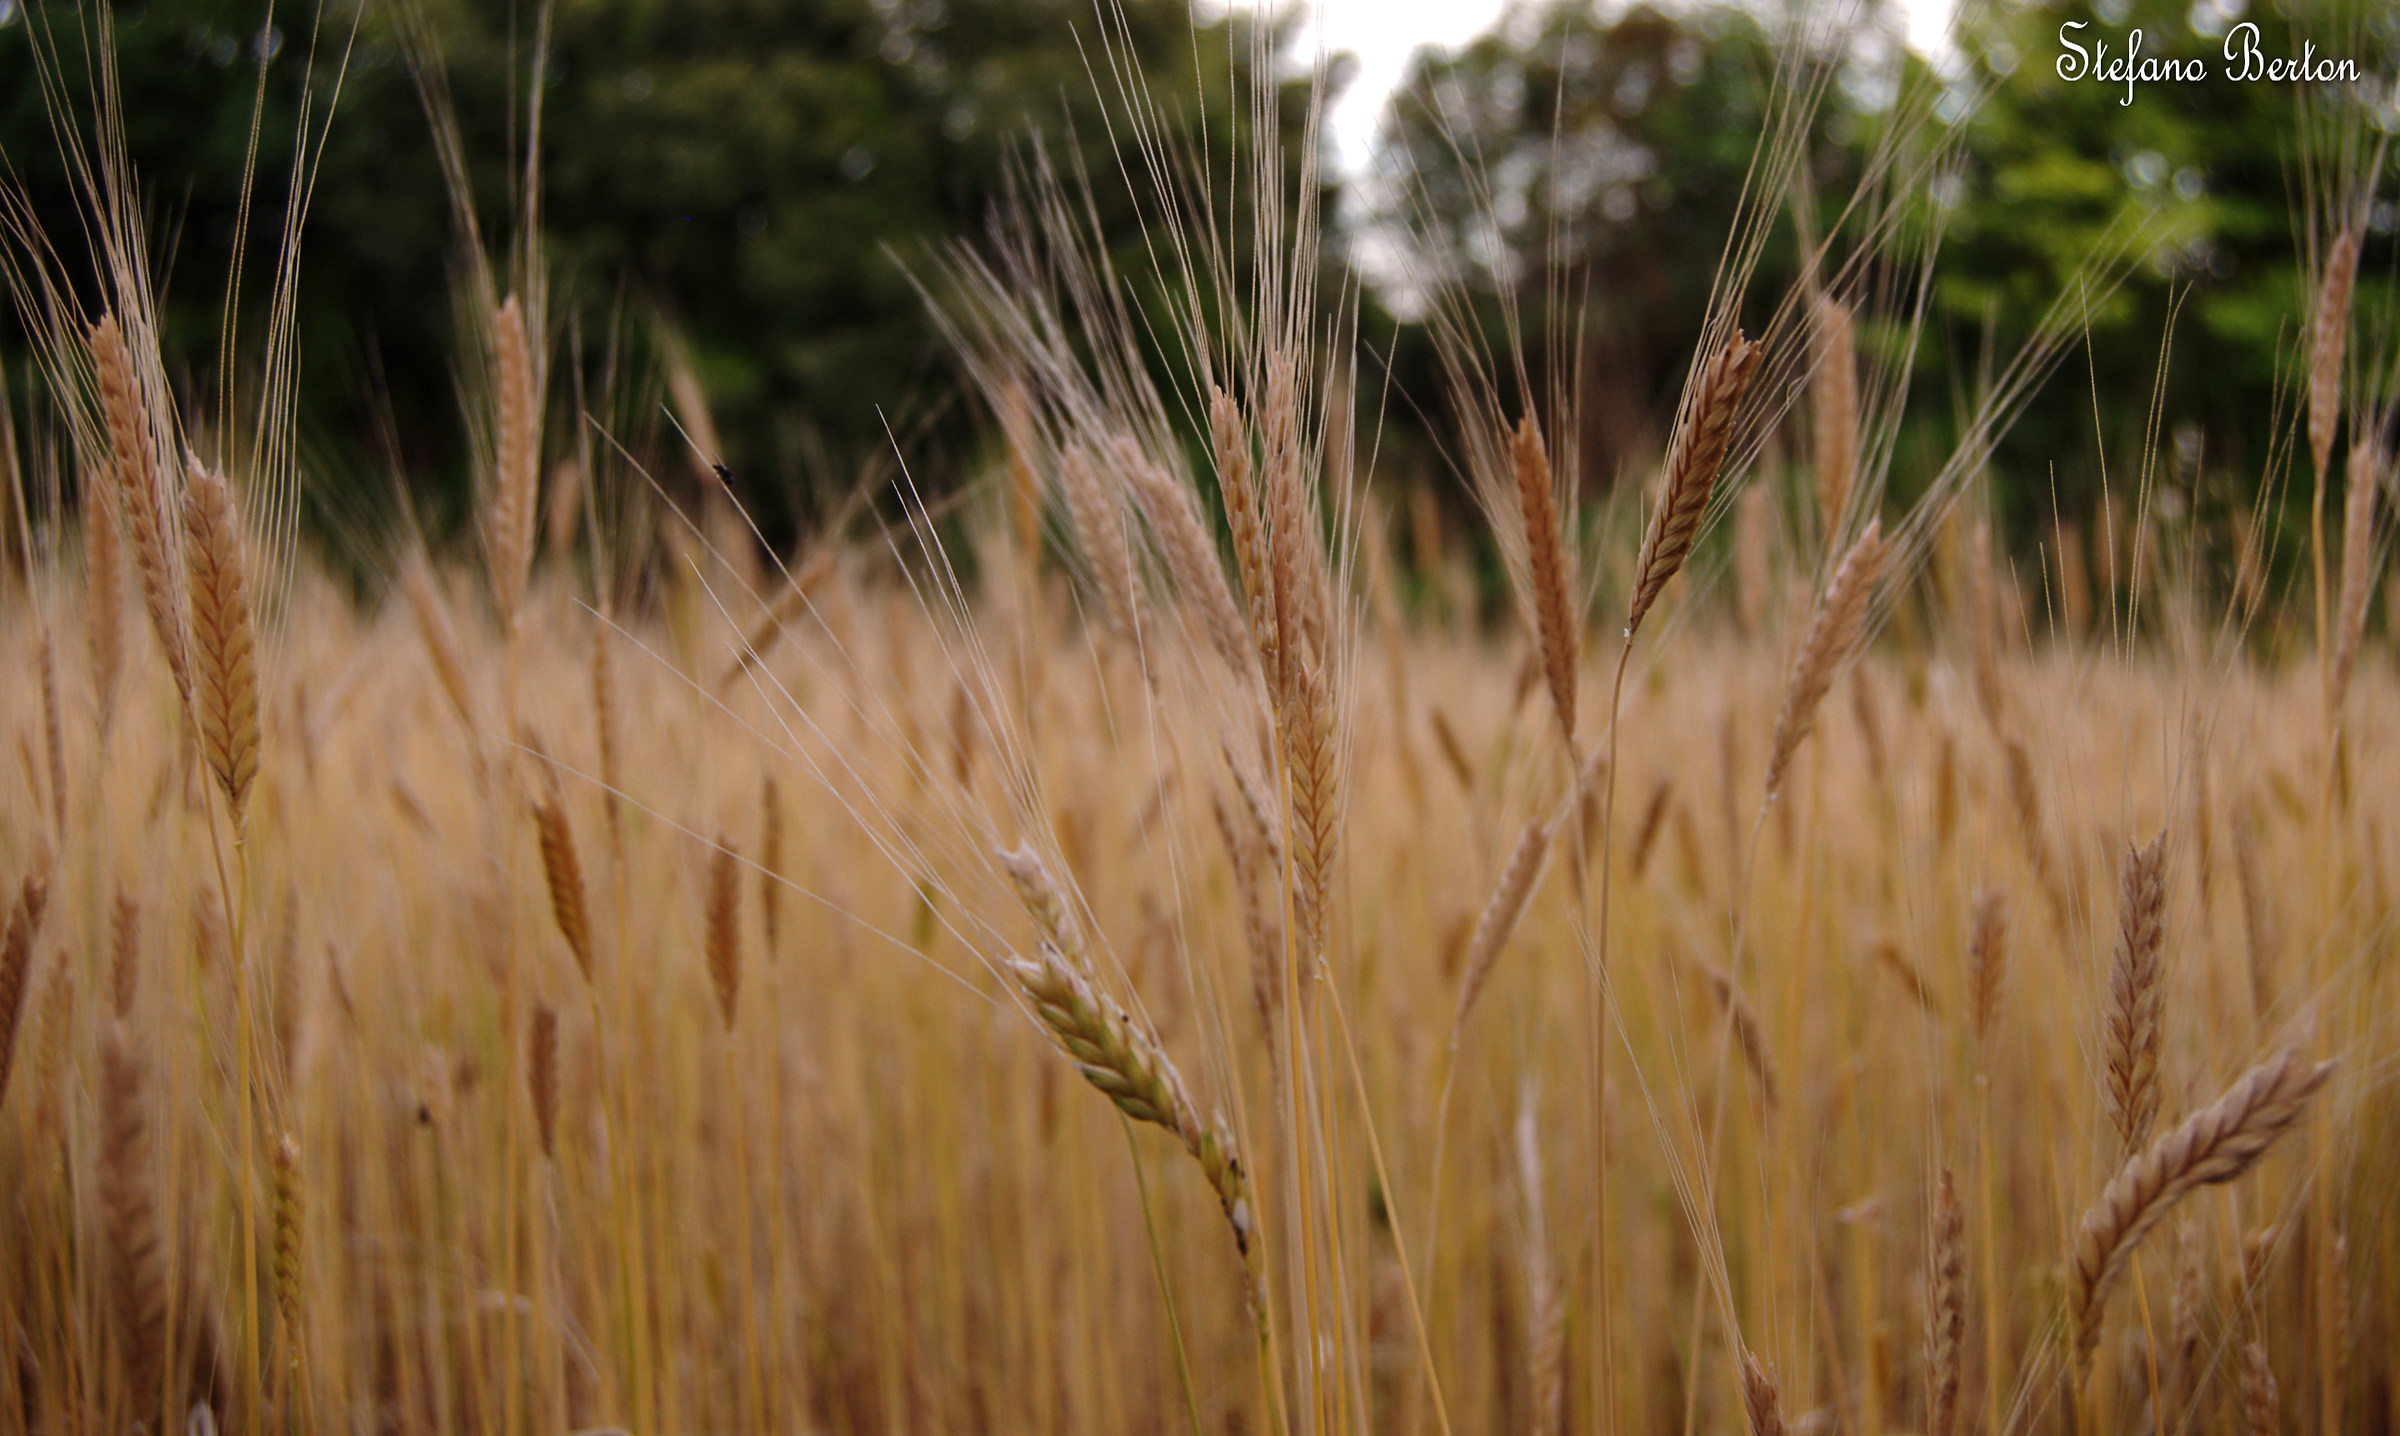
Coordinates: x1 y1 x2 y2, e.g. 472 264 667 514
1933 729 1958 849
1211 789 1285 1035
110 884 140 1019
1451 810 1558 1039
90 315 192 701
721 547 837 687
0 866 51 1104
1765 518 1887 801
1512 413 1579 746
533 779 596 983
1735 482 1771 637
2330 440 2380 716
529 1003 559 1160
2232 803 2276 1022
86 469 126 728
271 1130 303 1336
2068 1044 2335 1369
1007 940 1254 1260
706 837 742 1030
1741 1350 1788 1436
592 612 624 841
2169 1222 2204 1420
760 776 784 956
2309 224 2360 478
1968 885 2007 1049
1629 777 1674 878
490 294 540 627
1209 384 1276 671
1516 1097 1565 1436
99 1019 167 1415
1704 962 1778 1108
2238 1339 2278 1436
1927 1168 1966 1436
1282 660 1341 980
1870 937 1939 1015
1812 294 1857 543
2105 834 2168 1153
1628 329 1761 640
2000 735 2062 918
1850 666 1888 788
1059 443 1138 635
1122 437 1251 677
181 457 261 822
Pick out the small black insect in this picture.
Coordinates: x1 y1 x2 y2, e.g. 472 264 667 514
711 462 735 485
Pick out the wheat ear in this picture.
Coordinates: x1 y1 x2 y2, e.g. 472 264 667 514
402 557 477 734
90 315 191 701
1516 1096 1565 1436
100 1018 168 1415
2068 1044 2334 1369
1628 330 1761 640
181 457 261 823
1764 518 1886 801
533 776 596 984
1741 1351 1788 1436
110 884 140 1019
1451 810 1557 1040
2330 440 2380 716
270 1130 303 1336
2308 224 2360 478
1059 443 1138 635
706 838 742 1030
2104 834 2167 1153
1209 385 1277 671
1123 437 1251 677
38 628 67 836
490 295 540 627
1008 940 1254 1261
760 776 784 955
0 866 50 1104
1812 295 1856 543
2238 1339 2279 1436
1512 413 1579 746
1927 1168 1966 1436
998 844 1091 973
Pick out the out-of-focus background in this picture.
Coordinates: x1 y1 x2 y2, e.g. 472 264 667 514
1 0 2393 563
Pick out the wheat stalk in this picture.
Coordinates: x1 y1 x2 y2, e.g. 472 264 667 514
2068 1044 2334 1369
2104 835 2168 1153
1628 330 1761 640
89 315 191 702
182 457 261 823
2330 439 2380 716
1764 518 1886 801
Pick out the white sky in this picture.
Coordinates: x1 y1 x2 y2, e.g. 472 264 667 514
1233 0 1958 174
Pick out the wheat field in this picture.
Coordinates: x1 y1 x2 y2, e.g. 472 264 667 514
1 10 2396 1436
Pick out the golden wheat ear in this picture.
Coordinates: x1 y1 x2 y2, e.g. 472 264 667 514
1628 330 1761 642
90 316 192 703
180 457 261 824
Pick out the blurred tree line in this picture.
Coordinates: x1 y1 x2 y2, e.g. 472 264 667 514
2 0 2394 560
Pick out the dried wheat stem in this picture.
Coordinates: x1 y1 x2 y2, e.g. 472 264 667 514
2308 225 2360 478
86 471 126 727
1812 295 1856 543
0 866 50 1104
529 1003 559 1160
1007 940 1254 1261
706 838 742 1030
1628 330 1761 639
533 779 596 983
2330 440 2380 716
2068 1045 2335 1369
1764 518 1887 801
2105 834 2168 1153
90 315 191 701
1123 437 1252 677
182 457 261 823
1926 1169 1966 1436
1512 414 1579 746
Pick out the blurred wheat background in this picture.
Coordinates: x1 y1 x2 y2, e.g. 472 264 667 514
2 2 2398 1435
